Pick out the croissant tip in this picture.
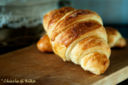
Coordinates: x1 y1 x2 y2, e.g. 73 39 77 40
81 53 110 75
118 38 127 48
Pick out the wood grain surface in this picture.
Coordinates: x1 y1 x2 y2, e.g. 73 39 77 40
0 43 128 85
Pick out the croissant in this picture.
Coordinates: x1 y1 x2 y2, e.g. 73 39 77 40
37 27 127 52
41 7 111 75
105 27 126 48
37 34 52 52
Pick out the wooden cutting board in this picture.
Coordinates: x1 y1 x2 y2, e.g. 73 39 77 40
0 43 128 85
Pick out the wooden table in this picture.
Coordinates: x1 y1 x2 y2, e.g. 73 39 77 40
0 44 128 85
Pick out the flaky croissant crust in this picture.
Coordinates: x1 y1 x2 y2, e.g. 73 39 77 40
42 7 111 75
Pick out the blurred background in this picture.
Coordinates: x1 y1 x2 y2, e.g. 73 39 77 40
0 0 127 84
0 0 128 53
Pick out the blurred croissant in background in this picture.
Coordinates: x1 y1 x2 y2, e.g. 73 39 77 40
106 27 126 48
37 34 52 52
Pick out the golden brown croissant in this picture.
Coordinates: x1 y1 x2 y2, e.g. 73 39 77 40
42 7 111 75
105 27 126 48
37 27 127 52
